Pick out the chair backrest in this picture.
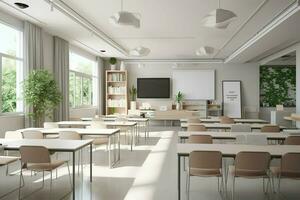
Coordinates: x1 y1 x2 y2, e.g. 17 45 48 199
261 125 280 133
19 146 50 164
187 125 207 132
43 122 59 128
234 152 271 177
281 153 300 177
235 135 247 144
220 116 234 124
5 131 23 139
188 135 213 144
59 131 81 140
189 151 222 170
22 130 44 139
89 121 107 129
246 135 268 145
187 118 201 123
284 136 300 145
231 124 251 132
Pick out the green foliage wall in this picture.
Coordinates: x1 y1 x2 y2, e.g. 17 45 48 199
260 65 296 107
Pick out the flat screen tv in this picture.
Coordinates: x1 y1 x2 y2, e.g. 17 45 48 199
137 78 170 98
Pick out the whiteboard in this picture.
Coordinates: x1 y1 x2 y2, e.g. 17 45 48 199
172 70 215 100
222 81 242 118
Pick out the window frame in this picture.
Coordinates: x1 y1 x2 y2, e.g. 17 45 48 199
0 21 24 115
69 51 98 109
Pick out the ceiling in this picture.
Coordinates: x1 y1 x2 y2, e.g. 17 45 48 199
0 0 299 62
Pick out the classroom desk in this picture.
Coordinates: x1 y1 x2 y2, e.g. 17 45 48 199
180 123 286 131
180 118 268 124
19 128 120 168
0 139 93 200
81 117 150 142
57 121 138 151
177 143 300 200
177 131 288 142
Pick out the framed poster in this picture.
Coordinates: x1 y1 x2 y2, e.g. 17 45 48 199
222 80 242 118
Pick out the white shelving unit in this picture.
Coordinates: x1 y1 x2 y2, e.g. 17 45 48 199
105 70 128 115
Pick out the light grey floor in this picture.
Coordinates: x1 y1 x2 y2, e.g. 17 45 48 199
0 126 299 200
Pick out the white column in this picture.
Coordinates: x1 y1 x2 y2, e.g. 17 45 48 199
296 45 300 127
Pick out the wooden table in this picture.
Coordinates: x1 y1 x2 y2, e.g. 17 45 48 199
180 118 268 124
0 139 93 200
19 128 120 168
180 122 286 131
177 131 288 142
177 143 300 200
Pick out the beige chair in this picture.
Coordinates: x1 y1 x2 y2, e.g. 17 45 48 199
18 146 71 199
284 136 300 145
187 125 207 132
187 151 224 200
43 122 59 139
22 130 44 139
229 152 271 200
187 118 202 123
220 116 234 124
188 135 213 144
261 125 280 133
0 146 20 198
270 153 300 193
231 124 251 132
86 121 109 148
5 131 23 139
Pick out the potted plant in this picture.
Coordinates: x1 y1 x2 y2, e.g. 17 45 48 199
175 91 184 110
109 57 117 70
129 85 137 110
23 70 61 127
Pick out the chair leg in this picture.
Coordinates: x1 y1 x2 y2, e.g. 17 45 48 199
67 162 72 189
187 175 190 200
49 171 53 200
18 168 23 200
278 176 281 194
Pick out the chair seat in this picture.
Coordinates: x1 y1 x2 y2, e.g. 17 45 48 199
83 136 108 145
45 134 59 139
27 159 66 171
190 167 222 177
0 156 19 166
229 165 268 177
270 166 300 178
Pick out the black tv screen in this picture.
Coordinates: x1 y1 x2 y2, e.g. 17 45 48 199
137 78 170 98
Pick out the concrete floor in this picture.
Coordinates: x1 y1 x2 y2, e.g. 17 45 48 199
0 126 299 200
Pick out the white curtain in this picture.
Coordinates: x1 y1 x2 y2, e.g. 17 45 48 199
23 21 43 127
53 36 69 121
96 56 104 115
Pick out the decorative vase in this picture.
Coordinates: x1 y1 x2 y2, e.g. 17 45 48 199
176 102 181 110
130 101 137 110
110 64 116 70
120 61 126 71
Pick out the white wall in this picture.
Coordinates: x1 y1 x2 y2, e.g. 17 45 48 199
124 62 260 117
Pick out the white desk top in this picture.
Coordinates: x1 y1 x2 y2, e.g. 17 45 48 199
0 139 93 152
181 123 286 129
57 121 137 127
19 128 120 136
180 118 268 124
177 131 288 140
177 143 300 158
81 117 149 122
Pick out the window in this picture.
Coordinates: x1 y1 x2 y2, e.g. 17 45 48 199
69 52 98 108
0 22 23 113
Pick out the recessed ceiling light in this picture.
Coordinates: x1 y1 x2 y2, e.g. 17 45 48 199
100 50 106 53
196 46 215 56
14 2 29 9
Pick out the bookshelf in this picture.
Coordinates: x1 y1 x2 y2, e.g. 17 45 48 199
105 70 128 115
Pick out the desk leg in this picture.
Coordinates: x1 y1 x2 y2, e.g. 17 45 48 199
72 151 76 200
118 130 121 161
178 154 181 200
108 136 111 168
130 127 134 151
90 143 92 182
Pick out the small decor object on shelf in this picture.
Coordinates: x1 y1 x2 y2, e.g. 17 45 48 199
129 85 137 110
175 91 184 110
120 61 126 71
109 57 117 70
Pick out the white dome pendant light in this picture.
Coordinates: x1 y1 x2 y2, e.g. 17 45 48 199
201 0 237 29
109 0 141 28
195 46 215 56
